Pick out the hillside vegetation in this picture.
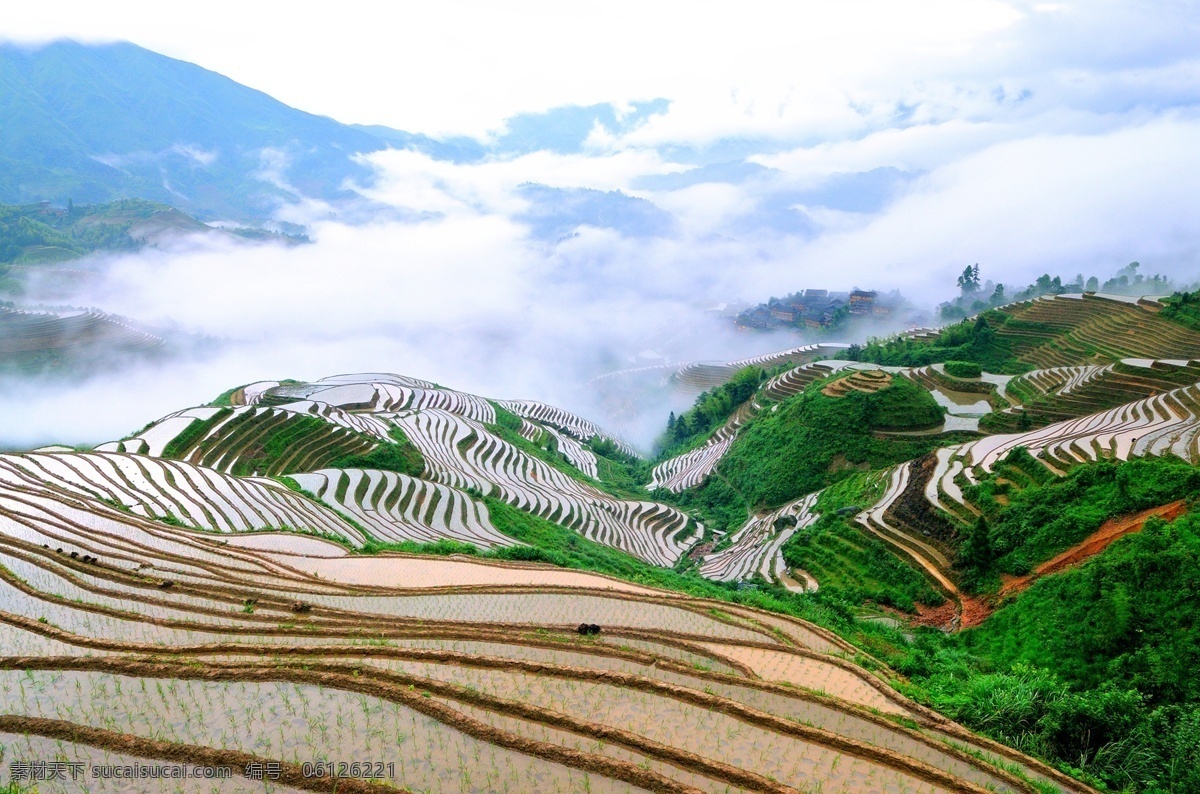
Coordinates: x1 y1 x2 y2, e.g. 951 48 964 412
781 473 947 612
4 289 1200 793
851 314 1023 372
1 201 147 264
1159 290 1200 331
658 365 766 458
958 455 1200 590
903 505 1200 794
719 373 947 508
0 199 305 279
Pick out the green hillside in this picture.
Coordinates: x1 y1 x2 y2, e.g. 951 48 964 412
0 40 396 219
712 373 947 508
0 198 193 265
902 470 1200 793
635 291 1200 791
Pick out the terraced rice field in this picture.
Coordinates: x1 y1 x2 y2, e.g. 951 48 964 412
102 375 693 566
0 363 1118 791
0 452 359 542
498 399 637 457
0 472 1088 793
996 293 1200 369
105 402 387 476
984 358 1200 432
700 494 821 587
389 407 698 565
0 306 167 371
290 468 514 549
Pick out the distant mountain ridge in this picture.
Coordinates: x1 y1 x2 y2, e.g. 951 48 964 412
0 40 409 220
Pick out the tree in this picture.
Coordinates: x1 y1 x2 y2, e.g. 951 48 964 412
957 264 981 294
1085 275 1099 292
991 283 1005 304
957 516 996 588
940 304 967 320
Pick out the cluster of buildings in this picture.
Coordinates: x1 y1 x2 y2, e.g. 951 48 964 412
736 289 894 331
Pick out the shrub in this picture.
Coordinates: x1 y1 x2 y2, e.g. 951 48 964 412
944 360 982 379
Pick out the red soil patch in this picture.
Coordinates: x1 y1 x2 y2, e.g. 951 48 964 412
911 599 957 631
958 596 993 630
907 595 993 631
998 500 1188 600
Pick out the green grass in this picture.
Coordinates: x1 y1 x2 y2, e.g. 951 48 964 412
330 426 425 477
587 437 651 492
717 374 956 509
943 360 982 378
813 471 889 515
159 407 233 458
957 455 1200 590
850 313 1032 374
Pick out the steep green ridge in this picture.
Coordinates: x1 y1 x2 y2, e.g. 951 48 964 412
903 508 1200 793
957 455 1200 591
719 373 949 508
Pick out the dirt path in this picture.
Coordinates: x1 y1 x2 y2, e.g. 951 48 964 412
910 500 1188 631
996 500 1187 601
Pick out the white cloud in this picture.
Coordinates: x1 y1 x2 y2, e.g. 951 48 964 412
2 0 1022 138
773 116 1200 295
3 0 1200 450
358 147 684 218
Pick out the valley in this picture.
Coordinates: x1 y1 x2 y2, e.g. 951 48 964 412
1 17 1199 793
1 292 1197 792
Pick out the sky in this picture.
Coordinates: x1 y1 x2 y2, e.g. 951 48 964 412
2 1 1200 447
